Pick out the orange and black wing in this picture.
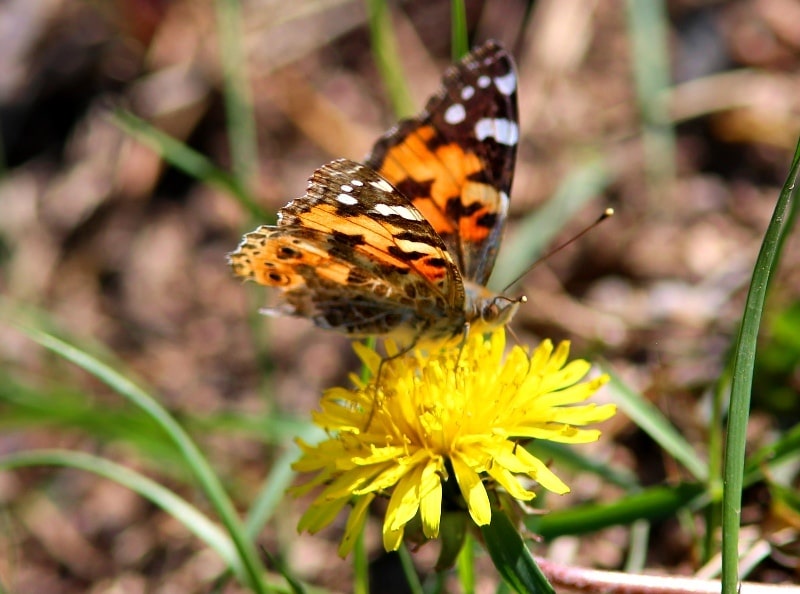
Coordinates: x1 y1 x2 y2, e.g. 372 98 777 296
229 159 465 338
365 40 518 286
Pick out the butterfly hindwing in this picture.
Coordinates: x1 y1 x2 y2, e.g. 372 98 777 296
365 40 518 286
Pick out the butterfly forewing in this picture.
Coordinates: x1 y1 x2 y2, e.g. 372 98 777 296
230 159 465 338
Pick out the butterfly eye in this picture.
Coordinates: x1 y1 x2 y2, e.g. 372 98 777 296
484 302 500 320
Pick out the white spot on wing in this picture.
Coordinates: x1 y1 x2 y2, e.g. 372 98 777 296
494 72 516 96
396 238 436 253
461 85 475 100
474 118 519 147
444 103 466 124
373 203 421 221
499 191 510 216
351 179 364 186
477 75 491 88
337 194 358 205
370 178 394 193
340 184 353 192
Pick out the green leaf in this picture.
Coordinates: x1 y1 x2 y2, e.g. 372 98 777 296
481 511 555 594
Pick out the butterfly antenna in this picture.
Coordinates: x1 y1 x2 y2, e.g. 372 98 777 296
501 208 615 294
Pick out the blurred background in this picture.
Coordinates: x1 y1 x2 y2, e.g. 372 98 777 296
1 0 799 592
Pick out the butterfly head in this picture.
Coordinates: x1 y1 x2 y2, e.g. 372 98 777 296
464 282 526 334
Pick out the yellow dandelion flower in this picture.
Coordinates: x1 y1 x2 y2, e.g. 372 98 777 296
292 328 616 557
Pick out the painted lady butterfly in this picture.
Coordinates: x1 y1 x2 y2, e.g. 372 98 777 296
230 40 523 347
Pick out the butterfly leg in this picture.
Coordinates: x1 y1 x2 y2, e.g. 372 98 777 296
455 321 472 367
361 330 431 432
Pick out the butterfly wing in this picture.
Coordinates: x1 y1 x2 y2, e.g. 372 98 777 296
365 40 518 286
229 159 466 338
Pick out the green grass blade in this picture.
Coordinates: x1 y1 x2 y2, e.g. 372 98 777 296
190 410 308 444
13 325 272 594
111 109 267 221
245 440 303 538
482 512 555 594
262 552 307 594
0 372 311 470
525 441 638 490
353 530 369 594
527 482 704 539
0 449 239 573
605 367 708 482
451 0 469 60
624 0 676 204
744 422 800 485
0 376 185 469
721 137 800 594
397 545 424 594
214 0 259 191
365 0 415 119
457 532 476 594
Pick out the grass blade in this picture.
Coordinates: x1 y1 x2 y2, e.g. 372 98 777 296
214 0 259 191
721 137 800 594
353 530 369 594
527 482 704 539
526 441 638 490
111 109 267 220
0 375 185 468
451 0 468 60
245 430 315 538
397 545 424 594
456 532 476 594
365 0 415 119
605 367 709 482
12 324 272 594
624 0 676 205
0 450 238 572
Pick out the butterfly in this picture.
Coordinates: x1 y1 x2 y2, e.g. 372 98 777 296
229 40 523 348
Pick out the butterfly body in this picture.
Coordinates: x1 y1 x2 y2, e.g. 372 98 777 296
230 40 521 347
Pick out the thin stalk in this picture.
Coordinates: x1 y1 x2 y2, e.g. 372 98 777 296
721 139 800 594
